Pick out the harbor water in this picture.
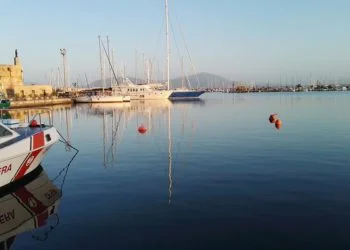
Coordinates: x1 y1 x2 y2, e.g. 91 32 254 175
6 92 350 250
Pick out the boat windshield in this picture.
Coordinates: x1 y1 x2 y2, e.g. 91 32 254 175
0 124 12 137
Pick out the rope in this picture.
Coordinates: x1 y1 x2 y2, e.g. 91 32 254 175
31 130 79 241
53 129 79 191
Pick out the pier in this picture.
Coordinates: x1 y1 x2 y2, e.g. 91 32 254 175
10 98 72 108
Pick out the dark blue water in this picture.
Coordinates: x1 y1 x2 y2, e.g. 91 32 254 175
6 92 350 249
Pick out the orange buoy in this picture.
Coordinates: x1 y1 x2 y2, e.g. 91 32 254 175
138 125 147 134
30 120 38 127
275 119 282 129
269 113 278 123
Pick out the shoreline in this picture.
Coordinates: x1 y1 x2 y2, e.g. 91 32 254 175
10 98 72 108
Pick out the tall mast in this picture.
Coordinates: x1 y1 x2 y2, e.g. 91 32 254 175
135 49 138 84
98 35 104 94
85 73 89 88
107 36 112 87
147 59 150 84
181 56 185 89
112 49 116 83
165 0 170 90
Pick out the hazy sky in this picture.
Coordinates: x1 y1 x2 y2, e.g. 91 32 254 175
1 0 349 85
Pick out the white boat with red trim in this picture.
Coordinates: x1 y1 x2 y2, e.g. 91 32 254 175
0 109 60 188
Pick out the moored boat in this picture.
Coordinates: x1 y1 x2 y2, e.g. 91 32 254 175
75 94 125 103
0 109 60 188
115 82 173 100
169 89 205 100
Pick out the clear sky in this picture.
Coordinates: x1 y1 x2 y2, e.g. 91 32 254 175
1 0 350 85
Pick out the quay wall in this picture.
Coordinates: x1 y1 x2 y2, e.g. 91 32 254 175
10 98 72 108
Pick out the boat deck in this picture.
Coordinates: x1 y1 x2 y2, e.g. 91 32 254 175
0 125 53 150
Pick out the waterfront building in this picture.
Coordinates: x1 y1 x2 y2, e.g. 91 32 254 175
0 50 53 99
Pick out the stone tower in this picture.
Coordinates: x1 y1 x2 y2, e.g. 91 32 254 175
0 49 24 93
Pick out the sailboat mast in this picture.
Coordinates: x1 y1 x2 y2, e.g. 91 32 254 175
112 49 117 84
107 36 112 88
165 0 170 90
181 56 185 89
98 35 104 94
135 49 137 84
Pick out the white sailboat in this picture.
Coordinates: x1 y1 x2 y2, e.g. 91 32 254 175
111 5 174 101
165 0 205 100
75 36 130 103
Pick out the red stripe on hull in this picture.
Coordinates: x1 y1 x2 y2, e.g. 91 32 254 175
32 131 45 150
14 148 43 181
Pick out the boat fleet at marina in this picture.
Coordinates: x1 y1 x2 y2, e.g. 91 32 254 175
0 0 201 199
0 0 204 244
74 0 204 104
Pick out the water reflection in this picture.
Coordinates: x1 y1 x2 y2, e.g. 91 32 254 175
0 167 61 249
74 100 199 204
0 140 77 249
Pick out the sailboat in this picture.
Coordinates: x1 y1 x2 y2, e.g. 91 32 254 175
164 0 205 100
75 36 130 103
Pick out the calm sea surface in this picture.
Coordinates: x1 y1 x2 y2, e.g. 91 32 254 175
7 92 350 249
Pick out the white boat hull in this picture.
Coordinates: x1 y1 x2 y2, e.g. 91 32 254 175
75 95 130 103
74 96 92 103
115 84 173 100
0 127 59 187
128 90 173 100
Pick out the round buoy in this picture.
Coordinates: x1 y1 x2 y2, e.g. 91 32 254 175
138 125 147 134
269 113 278 123
30 120 38 127
275 119 282 129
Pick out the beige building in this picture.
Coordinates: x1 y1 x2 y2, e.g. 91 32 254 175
0 50 53 99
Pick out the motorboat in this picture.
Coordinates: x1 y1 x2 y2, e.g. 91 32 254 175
0 108 60 188
114 80 173 100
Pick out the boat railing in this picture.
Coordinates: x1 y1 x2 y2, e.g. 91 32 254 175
0 107 54 126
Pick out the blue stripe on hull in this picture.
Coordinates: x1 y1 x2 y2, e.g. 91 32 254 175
169 91 205 99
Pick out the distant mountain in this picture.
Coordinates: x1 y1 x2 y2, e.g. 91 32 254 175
86 72 232 89
170 72 232 89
